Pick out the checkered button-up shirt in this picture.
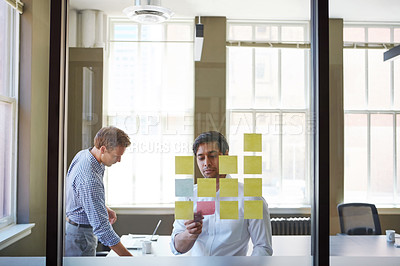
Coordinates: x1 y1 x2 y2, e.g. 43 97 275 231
66 148 120 247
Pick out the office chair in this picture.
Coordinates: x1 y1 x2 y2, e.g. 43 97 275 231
337 203 382 235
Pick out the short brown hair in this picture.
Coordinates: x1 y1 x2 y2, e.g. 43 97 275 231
94 126 131 150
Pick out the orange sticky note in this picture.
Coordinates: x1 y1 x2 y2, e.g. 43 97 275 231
244 178 262 197
197 178 216 197
220 178 238 197
244 200 263 219
244 133 262 152
219 155 238 174
244 156 262 174
175 156 193 175
175 201 193 220
220 201 239 219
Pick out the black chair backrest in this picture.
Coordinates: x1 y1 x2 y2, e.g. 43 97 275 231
337 203 382 235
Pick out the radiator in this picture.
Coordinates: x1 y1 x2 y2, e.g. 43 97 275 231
271 217 311 235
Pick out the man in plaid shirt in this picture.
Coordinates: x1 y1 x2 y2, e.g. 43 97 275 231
65 126 132 256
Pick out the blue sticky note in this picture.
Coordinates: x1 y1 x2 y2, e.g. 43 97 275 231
175 179 194 197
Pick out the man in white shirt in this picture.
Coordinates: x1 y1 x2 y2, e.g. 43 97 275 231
170 131 273 256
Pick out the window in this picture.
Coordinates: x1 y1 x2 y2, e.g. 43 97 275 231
0 0 19 229
344 24 400 205
226 22 311 207
104 19 194 206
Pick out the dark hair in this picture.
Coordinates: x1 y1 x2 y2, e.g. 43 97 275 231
94 126 131 150
192 131 229 155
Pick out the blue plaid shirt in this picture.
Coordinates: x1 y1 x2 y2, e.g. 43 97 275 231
66 148 120 247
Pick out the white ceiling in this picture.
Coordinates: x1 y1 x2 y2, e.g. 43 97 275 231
69 0 400 22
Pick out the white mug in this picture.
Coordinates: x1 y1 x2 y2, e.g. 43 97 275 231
386 229 395 242
142 240 152 254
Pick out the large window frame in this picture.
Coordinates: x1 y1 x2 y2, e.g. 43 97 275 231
226 21 312 208
0 0 19 230
343 23 400 206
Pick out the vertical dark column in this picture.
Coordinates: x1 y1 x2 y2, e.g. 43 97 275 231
311 0 330 265
46 0 67 265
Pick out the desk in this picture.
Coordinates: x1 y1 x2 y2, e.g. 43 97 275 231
107 235 400 257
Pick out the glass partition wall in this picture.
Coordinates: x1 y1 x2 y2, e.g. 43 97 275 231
45 0 330 265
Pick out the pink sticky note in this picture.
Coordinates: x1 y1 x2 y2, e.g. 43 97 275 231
197 201 215 215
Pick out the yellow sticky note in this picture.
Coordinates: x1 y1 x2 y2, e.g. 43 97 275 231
219 156 238 174
244 156 262 174
197 178 216 197
244 133 262 152
220 178 238 197
244 178 262 197
220 201 239 219
175 156 193 175
175 201 193 220
244 200 263 219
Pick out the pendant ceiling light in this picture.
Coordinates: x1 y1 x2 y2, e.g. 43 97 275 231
123 0 173 24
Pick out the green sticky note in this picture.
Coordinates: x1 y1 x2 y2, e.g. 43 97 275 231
220 178 238 197
244 200 263 219
220 201 239 219
244 133 262 152
175 156 193 175
175 178 194 197
244 178 262 197
244 156 262 174
197 178 216 197
219 155 238 174
175 201 193 220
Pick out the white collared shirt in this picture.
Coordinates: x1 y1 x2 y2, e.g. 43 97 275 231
170 175 273 256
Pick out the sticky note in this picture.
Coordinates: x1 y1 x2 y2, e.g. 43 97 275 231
219 156 238 174
244 200 263 219
175 156 193 175
244 156 262 174
220 178 238 197
244 178 262 197
175 201 193 220
220 201 239 219
197 201 215 215
244 133 262 152
175 179 193 197
197 178 216 197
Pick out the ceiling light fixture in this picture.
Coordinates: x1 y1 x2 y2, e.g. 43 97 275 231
123 0 173 24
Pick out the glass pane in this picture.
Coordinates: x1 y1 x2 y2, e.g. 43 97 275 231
281 113 307 204
368 49 391 109
394 59 400 109
228 25 253 41
0 101 12 219
343 49 366 109
343 27 365 42
166 23 192 41
112 23 138 41
254 48 279 108
370 114 394 203
281 49 306 108
344 114 368 201
256 113 281 203
0 1 10 97
227 47 253 109
255 25 278 41
395 28 400 42
141 24 164 41
281 26 305 42
368 27 390 43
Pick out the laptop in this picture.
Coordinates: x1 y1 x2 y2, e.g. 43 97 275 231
124 220 161 249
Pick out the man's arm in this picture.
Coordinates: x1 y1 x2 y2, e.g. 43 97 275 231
110 241 133 256
173 213 204 254
248 197 273 256
106 206 117 224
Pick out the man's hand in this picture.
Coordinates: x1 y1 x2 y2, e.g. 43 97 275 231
174 212 204 253
106 206 117 225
